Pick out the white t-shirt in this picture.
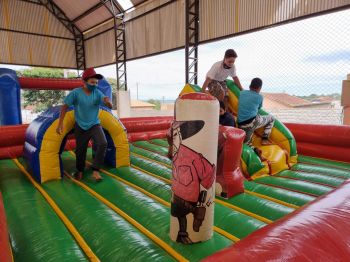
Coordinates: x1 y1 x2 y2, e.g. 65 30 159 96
206 61 237 81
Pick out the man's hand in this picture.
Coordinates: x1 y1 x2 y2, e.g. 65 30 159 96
103 97 113 109
233 76 243 91
57 104 68 135
202 77 212 93
56 123 63 135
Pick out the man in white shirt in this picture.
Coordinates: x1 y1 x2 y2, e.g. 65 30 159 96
202 49 244 109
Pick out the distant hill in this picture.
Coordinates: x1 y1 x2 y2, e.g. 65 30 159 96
297 93 341 101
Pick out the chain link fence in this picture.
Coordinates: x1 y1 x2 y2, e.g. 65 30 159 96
16 9 349 122
198 9 350 125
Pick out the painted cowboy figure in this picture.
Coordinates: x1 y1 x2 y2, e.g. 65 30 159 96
170 120 216 244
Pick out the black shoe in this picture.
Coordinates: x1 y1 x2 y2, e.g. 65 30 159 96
176 231 193 244
74 172 83 181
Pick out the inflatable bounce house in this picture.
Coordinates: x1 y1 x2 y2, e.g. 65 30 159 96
1 67 350 261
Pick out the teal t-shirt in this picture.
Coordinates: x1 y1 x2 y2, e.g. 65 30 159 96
237 90 263 123
64 87 105 130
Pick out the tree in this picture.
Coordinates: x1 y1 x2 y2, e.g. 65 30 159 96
106 77 118 92
19 67 77 113
147 99 161 110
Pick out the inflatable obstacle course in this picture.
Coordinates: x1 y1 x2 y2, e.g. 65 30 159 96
1 73 350 260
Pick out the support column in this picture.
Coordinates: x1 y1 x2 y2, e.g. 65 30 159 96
114 15 127 91
342 74 350 125
116 90 131 118
185 0 199 85
101 0 127 91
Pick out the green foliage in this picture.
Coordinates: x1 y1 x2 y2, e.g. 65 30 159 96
147 99 161 110
23 90 66 113
106 78 117 92
19 67 77 113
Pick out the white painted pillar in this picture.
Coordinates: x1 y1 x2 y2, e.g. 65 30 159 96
341 74 350 125
116 90 131 118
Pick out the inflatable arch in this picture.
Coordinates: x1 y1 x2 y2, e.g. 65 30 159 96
24 106 130 183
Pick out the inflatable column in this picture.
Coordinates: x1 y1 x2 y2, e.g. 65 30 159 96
170 93 219 244
216 126 245 198
0 68 22 125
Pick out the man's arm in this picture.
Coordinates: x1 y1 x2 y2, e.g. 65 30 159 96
201 77 212 93
259 96 263 109
233 76 243 91
56 104 68 134
103 97 113 109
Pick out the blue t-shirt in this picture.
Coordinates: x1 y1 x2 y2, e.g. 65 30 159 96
237 90 263 123
64 87 105 130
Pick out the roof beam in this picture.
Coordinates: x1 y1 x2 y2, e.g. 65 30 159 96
100 0 124 16
18 0 42 5
39 0 86 70
71 2 105 23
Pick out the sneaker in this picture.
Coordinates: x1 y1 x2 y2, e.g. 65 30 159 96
92 170 103 182
261 138 272 145
74 172 83 181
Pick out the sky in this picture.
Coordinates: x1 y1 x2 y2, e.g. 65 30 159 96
2 9 350 101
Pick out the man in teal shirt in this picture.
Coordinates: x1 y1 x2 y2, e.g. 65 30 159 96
238 78 275 149
56 68 112 181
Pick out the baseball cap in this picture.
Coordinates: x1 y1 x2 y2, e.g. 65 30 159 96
82 68 103 81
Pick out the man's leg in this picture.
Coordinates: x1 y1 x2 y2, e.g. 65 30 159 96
240 122 255 146
255 114 275 143
239 119 266 160
74 124 91 178
90 125 107 173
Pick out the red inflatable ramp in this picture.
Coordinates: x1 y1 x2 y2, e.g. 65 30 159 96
204 180 350 261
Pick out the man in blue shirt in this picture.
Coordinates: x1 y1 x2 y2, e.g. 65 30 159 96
56 68 113 181
237 78 274 148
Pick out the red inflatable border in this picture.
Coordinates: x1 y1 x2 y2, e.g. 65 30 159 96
203 179 350 261
19 77 83 90
0 117 173 158
2 120 350 163
286 123 350 163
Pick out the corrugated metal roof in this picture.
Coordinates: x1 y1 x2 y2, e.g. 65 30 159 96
1 0 350 69
53 0 101 20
